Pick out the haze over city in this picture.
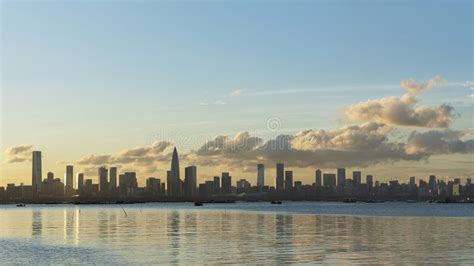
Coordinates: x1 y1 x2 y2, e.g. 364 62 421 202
1 1 473 187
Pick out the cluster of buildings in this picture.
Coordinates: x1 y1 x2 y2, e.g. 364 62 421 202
1 148 473 202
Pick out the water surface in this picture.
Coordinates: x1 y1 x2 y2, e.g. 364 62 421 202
1 202 473 264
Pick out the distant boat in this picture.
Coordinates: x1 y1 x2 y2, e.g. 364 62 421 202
342 198 357 203
271 201 282 204
194 202 203 206
16 203 26 207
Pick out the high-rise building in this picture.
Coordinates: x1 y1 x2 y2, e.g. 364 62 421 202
285 170 293 191
294 181 302 190
337 168 346 187
77 173 84 192
315 169 322 187
119 172 138 197
170 147 181 196
429 175 438 196
146 177 161 196
66 165 74 190
98 167 108 194
184 166 197 197
109 167 117 189
323 173 336 188
409 176 416 186
353 171 362 185
32 151 42 193
221 172 232 194
257 164 265 187
213 176 220 194
276 163 284 191
366 175 373 189
204 181 214 196
166 170 172 196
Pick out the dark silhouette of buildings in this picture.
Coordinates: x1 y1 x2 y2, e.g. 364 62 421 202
1 149 473 203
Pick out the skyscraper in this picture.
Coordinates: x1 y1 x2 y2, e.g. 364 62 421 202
353 171 362 185
337 168 346 187
257 164 265 187
109 167 117 189
166 170 172 196
170 147 181 196
315 169 322 187
32 151 42 193
221 172 232 194
99 166 108 194
184 166 197 197
213 176 220 194
77 173 84 192
119 172 137 197
66 165 74 190
366 175 373 189
323 173 336 188
285 170 293 191
276 163 284 191
429 175 437 196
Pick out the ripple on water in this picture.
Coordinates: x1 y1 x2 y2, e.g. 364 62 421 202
0 202 473 264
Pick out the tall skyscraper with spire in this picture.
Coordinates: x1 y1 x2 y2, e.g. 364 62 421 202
170 147 181 196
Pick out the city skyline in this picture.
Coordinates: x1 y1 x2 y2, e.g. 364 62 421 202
1 148 472 203
1 2 473 265
1 1 473 186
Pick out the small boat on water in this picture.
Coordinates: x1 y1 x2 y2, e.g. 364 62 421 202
194 202 203 206
271 201 282 205
16 203 26 207
342 198 357 203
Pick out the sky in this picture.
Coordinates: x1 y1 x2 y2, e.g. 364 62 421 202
1 0 473 187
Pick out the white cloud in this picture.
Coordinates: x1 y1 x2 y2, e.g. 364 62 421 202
187 123 474 170
345 76 454 128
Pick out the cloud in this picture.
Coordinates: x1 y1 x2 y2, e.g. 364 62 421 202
187 123 473 170
345 76 454 128
77 141 173 167
187 123 407 169
3 144 33 163
229 89 243 97
406 129 474 154
400 75 447 95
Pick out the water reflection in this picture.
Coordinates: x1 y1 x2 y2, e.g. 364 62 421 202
0 204 472 264
32 210 42 237
167 211 181 264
